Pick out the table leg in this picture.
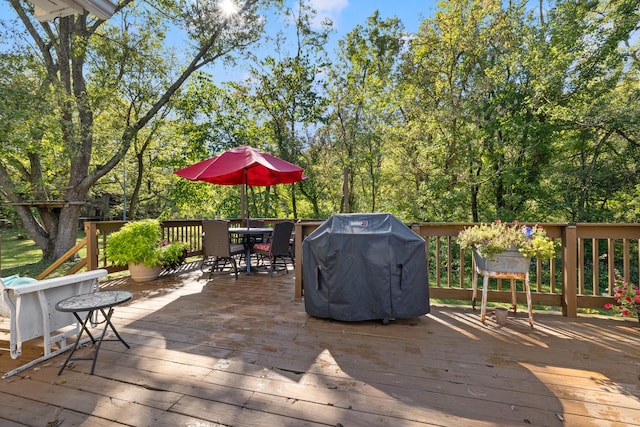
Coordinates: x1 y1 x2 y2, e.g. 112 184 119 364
75 311 98 343
58 307 130 375
481 275 489 324
58 310 95 375
89 307 129 374
101 307 130 349
525 273 534 328
471 270 478 310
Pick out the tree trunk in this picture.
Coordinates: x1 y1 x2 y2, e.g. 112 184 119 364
4 0 272 262
291 183 298 219
129 151 145 220
54 203 82 259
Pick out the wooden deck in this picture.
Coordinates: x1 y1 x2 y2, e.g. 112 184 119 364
1 262 639 426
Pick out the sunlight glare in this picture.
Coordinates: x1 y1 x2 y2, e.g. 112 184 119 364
219 0 239 18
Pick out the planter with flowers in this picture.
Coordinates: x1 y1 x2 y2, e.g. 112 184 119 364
105 219 188 282
457 221 556 273
605 270 640 323
457 221 556 327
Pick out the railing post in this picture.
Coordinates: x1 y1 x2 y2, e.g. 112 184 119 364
562 222 578 317
294 222 304 298
85 222 99 271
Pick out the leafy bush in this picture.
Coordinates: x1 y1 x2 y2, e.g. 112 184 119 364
605 269 640 317
106 219 187 268
158 240 188 269
457 221 556 260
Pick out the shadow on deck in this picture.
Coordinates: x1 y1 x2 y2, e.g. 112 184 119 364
1 263 639 426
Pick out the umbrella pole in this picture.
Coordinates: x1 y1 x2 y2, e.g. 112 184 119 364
243 169 250 226
246 182 250 223
241 183 247 226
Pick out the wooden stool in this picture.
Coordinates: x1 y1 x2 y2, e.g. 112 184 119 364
472 267 534 328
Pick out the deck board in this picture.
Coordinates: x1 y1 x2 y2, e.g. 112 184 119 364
1 264 639 426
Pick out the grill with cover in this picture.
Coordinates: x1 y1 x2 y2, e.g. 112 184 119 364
303 213 430 321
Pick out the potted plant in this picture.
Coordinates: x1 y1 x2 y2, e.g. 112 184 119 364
457 221 556 273
605 269 640 322
105 219 188 282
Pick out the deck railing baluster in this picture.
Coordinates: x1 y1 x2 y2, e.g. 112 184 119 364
52 220 640 317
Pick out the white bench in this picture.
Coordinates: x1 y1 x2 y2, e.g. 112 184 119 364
1 269 107 378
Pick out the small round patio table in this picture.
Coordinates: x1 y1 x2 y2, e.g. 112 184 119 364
55 290 132 375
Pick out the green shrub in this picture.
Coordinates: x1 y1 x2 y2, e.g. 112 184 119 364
457 221 556 260
105 219 187 268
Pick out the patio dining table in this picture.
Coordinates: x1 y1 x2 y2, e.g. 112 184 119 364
228 227 273 274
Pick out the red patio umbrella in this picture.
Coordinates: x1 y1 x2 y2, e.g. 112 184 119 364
174 145 305 219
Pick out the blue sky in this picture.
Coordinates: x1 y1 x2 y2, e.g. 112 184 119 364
310 0 439 35
1 0 441 81
227 0 441 82
0 1 440 38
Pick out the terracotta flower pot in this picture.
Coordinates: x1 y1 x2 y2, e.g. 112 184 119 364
128 262 163 282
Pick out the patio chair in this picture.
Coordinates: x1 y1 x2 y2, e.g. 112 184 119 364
252 221 294 276
245 219 265 228
201 220 245 278
1 269 107 378
243 218 267 245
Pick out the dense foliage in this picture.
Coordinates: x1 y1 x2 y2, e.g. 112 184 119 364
105 219 187 267
1 0 639 260
457 221 556 260
605 269 640 317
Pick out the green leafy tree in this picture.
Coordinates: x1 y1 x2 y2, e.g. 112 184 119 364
326 11 405 213
169 76 268 219
397 0 640 223
527 0 640 221
401 0 505 221
247 0 330 218
0 0 280 260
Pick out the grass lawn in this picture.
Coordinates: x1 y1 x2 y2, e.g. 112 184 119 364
0 227 87 278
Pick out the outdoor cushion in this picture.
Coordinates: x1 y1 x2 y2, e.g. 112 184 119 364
230 243 245 253
252 242 271 252
1 275 37 287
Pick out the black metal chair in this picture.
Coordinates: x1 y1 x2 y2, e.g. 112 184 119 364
243 219 267 246
244 219 265 228
201 220 245 278
252 221 294 276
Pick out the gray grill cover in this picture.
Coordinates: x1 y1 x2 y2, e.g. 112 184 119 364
303 213 429 321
